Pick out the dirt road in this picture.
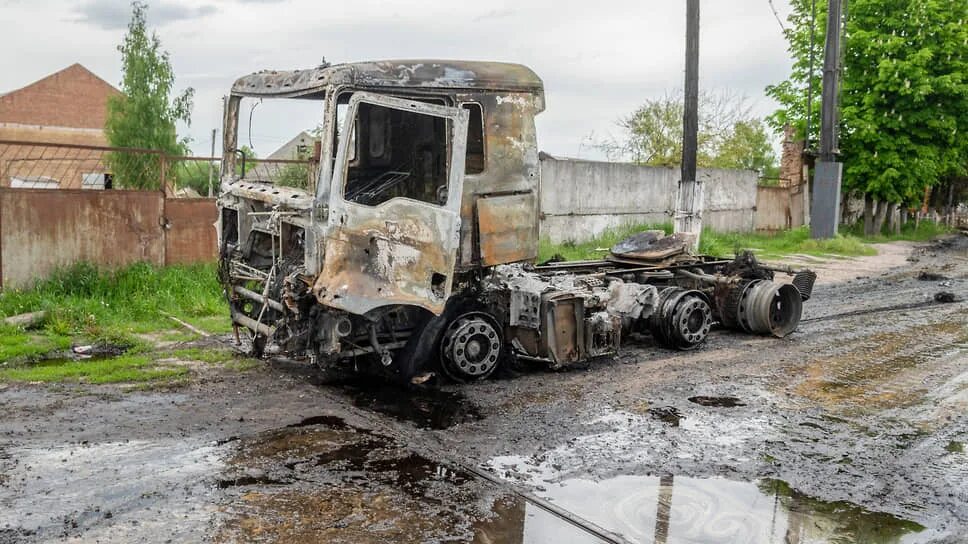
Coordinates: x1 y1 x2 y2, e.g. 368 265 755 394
1 237 966 543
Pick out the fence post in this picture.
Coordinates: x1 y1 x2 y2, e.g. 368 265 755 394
159 154 169 196
0 189 4 290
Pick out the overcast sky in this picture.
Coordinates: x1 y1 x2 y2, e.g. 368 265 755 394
1 0 794 160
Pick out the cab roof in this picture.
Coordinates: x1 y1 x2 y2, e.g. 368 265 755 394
231 59 544 99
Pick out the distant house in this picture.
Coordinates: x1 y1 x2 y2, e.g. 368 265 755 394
246 131 319 181
0 63 121 189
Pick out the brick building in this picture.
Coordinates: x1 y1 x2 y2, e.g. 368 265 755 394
0 64 121 189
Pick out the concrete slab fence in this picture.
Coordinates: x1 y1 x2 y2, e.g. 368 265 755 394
539 157 761 244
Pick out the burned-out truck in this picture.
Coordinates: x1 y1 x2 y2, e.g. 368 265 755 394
217 59 814 382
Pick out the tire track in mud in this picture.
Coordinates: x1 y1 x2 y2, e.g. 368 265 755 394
761 280 968 535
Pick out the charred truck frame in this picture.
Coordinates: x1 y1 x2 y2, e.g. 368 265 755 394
217 60 815 382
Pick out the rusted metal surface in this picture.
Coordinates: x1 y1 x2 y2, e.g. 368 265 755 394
222 180 314 209
459 91 543 269
164 198 218 265
314 93 468 316
477 193 538 266
755 184 805 231
313 204 460 315
0 188 165 288
610 231 694 261
0 188 219 288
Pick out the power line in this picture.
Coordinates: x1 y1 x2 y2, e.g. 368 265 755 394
767 0 787 32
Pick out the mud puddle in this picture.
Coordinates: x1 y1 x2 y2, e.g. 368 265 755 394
214 415 610 543
215 414 483 542
496 474 931 543
687 395 746 407
316 377 482 430
486 400 955 543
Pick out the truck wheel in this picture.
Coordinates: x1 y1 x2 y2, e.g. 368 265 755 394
439 312 503 382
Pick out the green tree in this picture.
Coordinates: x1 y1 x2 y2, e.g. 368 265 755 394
105 1 194 190
711 119 779 177
602 90 779 176
768 0 968 232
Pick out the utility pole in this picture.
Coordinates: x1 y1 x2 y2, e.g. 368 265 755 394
810 0 844 238
208 128 216 197
674 0 703 250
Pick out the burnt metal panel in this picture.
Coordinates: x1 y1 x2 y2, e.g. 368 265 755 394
314 93 469 316
543 294 584 368
232 60 545 99
165 198 218 265
458 91 542 268
314 205 459 315
477 192 538 265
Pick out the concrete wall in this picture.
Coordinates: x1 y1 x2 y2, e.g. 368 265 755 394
0 189 217 289
754 185 807 231
539 158 758 243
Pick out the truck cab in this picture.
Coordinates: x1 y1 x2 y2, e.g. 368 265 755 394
219 60 547 378
218 59 810 383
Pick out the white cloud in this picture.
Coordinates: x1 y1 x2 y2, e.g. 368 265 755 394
72 0 218 30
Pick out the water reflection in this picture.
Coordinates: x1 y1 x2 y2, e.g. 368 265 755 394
474 474 931 544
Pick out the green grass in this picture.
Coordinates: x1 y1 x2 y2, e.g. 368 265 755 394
0 326 72 362
841 219 953 243
0 261 229 362
539 223 674 262
0 345 258 385
538 223 882 262
181 315 235 334
0 353 188 384
697 227 877 259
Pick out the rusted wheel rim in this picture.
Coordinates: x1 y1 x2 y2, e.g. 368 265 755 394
441 313 502 380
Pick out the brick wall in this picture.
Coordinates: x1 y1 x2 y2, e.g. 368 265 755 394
0 64 120 129
779 124 804 188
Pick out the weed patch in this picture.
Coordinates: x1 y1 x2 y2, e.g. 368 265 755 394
841 220 953 243
0 353 188 384
697 227 876 259
539 224 880 262
0 262 228 362
0 326 71 362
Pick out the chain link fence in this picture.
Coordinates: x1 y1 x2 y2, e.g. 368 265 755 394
0 140 319 196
